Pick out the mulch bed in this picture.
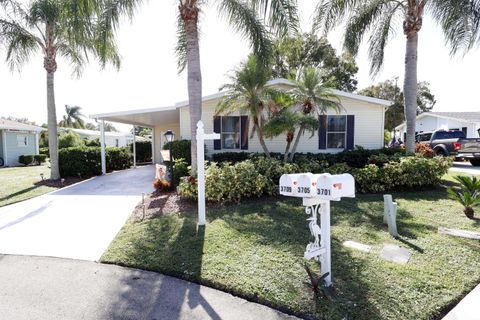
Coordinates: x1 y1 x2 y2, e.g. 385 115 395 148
34 177 86 188
131 191 197 222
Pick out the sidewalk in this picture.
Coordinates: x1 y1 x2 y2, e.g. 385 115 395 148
443 283 480 320
0 254 298 320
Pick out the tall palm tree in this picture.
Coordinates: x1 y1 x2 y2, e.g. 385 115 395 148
176 0 298 174
314 0 480 153
0 0 133 179
216 55 280 157
288 67 341 161
59 105 85 129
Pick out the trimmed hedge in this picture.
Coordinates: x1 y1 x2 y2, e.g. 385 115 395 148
179 155 452 203
163 140 191 164
59 146 132 177
34 154 47 164
19 155 34 166
131 140 152 163
39 147 49 156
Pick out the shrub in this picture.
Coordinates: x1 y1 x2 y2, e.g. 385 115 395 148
85 138 101 147
34 154 47 164
59 146 132 177
415 143 435 158
131 140 152 163
58 130 85 149
19 155 34 166
179 160 269 202
211 152 251 163
163 140 191 164
39 147 49 156
153 178 173 192
172 158 189 187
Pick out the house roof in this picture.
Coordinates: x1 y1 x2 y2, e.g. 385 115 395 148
0 118 44 132
395 112 480 130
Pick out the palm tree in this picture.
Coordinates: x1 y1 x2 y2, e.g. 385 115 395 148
314 0 480 153
59 105 85 129
216 55 280 157
0 0 133 179
176 0 298 174
288 67 342 161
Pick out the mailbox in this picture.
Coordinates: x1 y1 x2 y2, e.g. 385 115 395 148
296 173 321 198
279 174 300 196
316 173 355 200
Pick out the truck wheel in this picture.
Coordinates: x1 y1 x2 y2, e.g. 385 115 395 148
470 159 480 167
435 149 447 156
0 157 3 167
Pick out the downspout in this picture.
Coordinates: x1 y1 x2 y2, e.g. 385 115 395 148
99 120 106 175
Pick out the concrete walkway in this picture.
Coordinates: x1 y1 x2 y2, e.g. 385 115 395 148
443 283 480 320
0 166 154 261
0 254 297 320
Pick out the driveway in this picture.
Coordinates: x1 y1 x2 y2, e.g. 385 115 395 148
450 161 480 176
0 255 297 320
0 165 154 261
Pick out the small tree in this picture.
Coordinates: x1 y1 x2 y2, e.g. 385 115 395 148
447 176 480 219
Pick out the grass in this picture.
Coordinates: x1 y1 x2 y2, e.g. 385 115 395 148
101 175 480 320
0 165 55 207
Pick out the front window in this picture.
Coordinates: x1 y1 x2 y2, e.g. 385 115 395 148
221 117 240 149
326 115 346 149
17 135 28 147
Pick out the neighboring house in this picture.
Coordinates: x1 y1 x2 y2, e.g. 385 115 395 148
91 78 392 164
60 128 145 147
0 119 44 166
395 112 480 140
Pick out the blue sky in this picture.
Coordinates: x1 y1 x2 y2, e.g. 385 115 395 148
0 1 478 131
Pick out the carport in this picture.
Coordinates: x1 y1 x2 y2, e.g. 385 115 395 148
90 106 180 174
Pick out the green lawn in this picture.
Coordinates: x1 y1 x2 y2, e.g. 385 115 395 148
0 165 56 207
101 177 480 319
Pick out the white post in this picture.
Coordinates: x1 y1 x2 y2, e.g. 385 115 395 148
196 120 220 226
133 126 137 168
320 200 332 286
100 120 106 175
34 132 39 154
151 127 156 164
1 130 7 166
383 194 398 237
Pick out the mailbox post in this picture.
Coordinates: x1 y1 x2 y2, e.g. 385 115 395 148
196 121 220 226
279 173 355 287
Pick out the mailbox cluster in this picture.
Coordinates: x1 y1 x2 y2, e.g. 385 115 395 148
279 172 355 287
279 173 355 200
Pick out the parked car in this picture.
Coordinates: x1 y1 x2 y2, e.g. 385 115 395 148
416 130 480 166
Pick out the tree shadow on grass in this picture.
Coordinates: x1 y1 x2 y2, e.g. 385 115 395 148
102 219 223 320
0 186 39 203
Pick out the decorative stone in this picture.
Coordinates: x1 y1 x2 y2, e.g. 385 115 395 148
343 240 372 253
438 227 480 240
380 244 411 264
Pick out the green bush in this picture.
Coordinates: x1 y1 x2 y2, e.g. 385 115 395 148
39 147 49 156
172 158 189 187
211 152 251 163
59 146 132 177
131 140 152 163
179 160 269 202
84 138 100 147
19 155 34 166
58 130 85 149
163 140 191 164
34 154 47 164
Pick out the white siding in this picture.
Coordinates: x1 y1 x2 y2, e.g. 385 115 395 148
153 123 181 163
179 96 386 155
4 131 38 166
398 115 478 138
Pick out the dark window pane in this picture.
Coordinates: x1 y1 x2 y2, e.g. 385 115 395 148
327 116 346 132
222 133 240 149
327 133 345 149
222 117 239 133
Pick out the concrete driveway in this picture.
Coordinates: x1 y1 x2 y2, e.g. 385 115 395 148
0 165 154 261
450 161 480 176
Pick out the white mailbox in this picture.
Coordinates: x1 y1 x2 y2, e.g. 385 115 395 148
296 173 321 198
279 174 301 196
316 173 355 200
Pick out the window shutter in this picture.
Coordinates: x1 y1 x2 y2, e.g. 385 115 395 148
462 127 468 137
319 115 327 150
213 116 221 150
346 115 355 150
240 116 249 150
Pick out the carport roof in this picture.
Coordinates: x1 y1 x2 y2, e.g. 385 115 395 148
90 106 179 127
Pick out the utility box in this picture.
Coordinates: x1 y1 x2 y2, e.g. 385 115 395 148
316 173 355 200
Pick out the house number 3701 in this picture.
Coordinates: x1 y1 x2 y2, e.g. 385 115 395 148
317 188 331 196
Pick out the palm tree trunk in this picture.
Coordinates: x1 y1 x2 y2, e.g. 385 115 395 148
47 71 60 179
403 31 418 153
283 138 292 162
183 10 202 176
255 122 271 158
288 125 304 162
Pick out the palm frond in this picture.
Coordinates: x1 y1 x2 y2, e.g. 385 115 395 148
175 9 188 73
313 0 359 34
0 18 40 71
248 0 299 36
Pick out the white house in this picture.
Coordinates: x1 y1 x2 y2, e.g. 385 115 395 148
395 112 480 139
91 78 392 171
0 119 44 166
61 128 141 147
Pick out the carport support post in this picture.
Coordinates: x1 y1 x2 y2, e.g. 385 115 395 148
100 120 106 175
133 126 137 168
196 121 220 226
